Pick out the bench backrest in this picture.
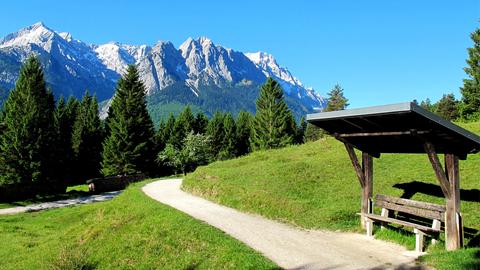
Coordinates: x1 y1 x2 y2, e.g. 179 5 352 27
375 194 446 222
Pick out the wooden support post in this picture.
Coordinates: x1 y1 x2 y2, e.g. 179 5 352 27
431 219 441 245
445 154 463 250
362 152 373 229
414 229 425 253
344 143 365 188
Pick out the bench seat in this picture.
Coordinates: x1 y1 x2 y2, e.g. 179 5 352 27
362 213 441 234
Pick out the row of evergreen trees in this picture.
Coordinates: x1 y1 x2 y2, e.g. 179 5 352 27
0 57 307 192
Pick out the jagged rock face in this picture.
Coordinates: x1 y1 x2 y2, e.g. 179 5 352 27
0 22 326 117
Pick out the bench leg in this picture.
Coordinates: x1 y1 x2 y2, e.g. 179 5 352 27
431 219 441 245
366 218 373 237
380 208 389 230
414 229 424 252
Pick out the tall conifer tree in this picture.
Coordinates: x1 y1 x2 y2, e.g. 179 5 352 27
101 65 155 176
72 92 103 182
251 78 293 150
55 96 79 183
236 110 253 156
460 27 480 118
325 84 349 112
0 56 57 186
206 112 225 158
221 113 237 159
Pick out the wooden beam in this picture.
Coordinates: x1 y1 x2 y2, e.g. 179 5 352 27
361 152 374 228
338 130 429 138
424 142 451 198
445 154 463 250
344 143 365 188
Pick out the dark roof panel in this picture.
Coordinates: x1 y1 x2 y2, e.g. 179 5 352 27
307 102 480 159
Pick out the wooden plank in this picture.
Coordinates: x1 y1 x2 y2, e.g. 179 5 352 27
338 130 429 138
424 142 451 198
362 152 373 213
375 194 446 212
375 200 445 221
344 143 365 188
445 154 463 250
362 213 441 233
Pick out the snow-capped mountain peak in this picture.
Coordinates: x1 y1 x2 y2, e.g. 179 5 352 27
0 21 56 48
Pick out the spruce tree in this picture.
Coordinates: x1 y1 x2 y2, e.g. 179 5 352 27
194 112 209 134
101 65 155 176
206 111 225 158
460 27 480 118
294 116 307 144
305 123 324 142
163 113 176 145
236 110 253 156
72 92 103 182
436 93 459 121
221 113 237 159
0 56 57 187
251 78 294 150
171 106 195 149
325 84 349 112
55 96 79 183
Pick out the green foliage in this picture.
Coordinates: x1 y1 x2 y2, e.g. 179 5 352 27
460 27 480 118
251 78 294 150
236 110 253 156
0 180 277 269
194 112 209 134
162 113 176 146
171 106 195 149
420 98 435 112
0 56 57 186
435 93 459 121
206 112 226 158
0 87 8 109
304 123 324 142
221 113 237 159
294 117 307 144
324 84 349 112
55 96 79 184
71 92 103 182
102 65 155 176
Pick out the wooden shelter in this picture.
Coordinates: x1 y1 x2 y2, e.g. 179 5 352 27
307 102 480 251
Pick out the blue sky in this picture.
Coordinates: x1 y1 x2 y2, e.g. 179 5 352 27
0 0 478 108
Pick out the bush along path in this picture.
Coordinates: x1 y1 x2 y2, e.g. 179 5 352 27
0 191 121 215
143 179 426 270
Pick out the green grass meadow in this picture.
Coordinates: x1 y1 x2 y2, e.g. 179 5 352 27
0 180 278 270
183 121 480 269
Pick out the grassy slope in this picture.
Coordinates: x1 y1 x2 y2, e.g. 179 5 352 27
0 180 277 270
183 121 480 270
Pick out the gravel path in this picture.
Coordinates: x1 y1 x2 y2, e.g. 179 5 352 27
0 191 121 215
143 179 424 270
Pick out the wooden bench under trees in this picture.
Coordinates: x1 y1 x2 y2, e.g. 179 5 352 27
360 194 446 252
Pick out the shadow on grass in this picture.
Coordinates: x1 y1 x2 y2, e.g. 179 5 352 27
1 190 91 208
393 180 480 202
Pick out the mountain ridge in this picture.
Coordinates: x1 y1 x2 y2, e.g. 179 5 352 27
0 22 326 122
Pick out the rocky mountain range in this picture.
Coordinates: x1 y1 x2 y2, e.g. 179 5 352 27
0 22 326 122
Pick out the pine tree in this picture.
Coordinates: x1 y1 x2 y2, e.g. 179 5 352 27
163 113 176 145
0 56 57 187
251 78 294 150
101 65 155 176
220 113 237 159
294 116 307 144
325 84 349 112
72 92 103 182
436 93 459 121
236 110 253 156
171 106 195 149
460 28 480 118
54 96 79 183
420 98 435 112
194 112 209 134
206 111 225 158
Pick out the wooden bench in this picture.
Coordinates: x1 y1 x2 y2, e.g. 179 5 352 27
360 194 446 252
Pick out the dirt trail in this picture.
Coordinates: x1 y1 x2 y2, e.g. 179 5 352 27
143 179 424 270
